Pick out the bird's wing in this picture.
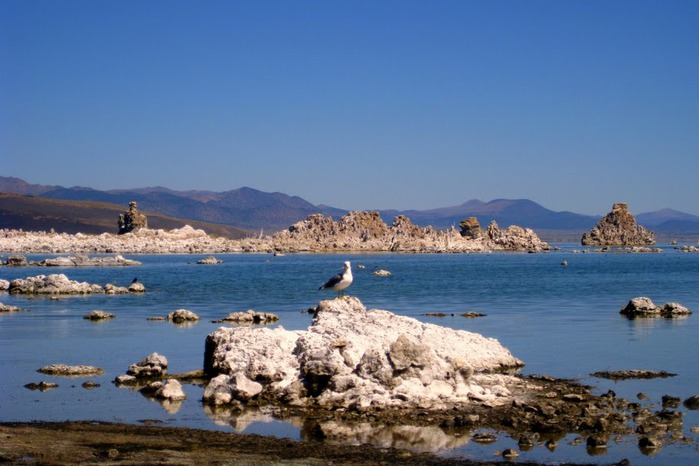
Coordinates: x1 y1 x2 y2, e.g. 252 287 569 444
320 273 342 289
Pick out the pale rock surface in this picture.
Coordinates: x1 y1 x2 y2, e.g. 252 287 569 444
620 297 692 318
38 364 104 376
8 274 138 295
197 255 223 264
155 379 187 401
167 309 200 323
0 210 550 254
203 297 523 410
127 353 168 378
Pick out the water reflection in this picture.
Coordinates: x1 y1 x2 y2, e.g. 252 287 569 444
203 406 472 452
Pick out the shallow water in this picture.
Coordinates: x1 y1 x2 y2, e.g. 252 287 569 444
1 247 698 465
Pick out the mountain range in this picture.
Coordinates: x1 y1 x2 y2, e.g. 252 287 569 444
2 176 698 241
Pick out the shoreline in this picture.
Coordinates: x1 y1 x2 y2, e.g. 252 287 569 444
0 421 612 466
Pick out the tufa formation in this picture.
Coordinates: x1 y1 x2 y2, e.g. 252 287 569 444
581 203 655 246
118 201 148 235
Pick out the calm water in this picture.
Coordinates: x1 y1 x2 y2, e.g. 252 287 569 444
1 247 698 465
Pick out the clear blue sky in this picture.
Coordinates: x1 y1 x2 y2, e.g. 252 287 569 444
2 0 698 215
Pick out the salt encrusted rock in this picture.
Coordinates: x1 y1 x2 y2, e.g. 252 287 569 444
141 380 187 401
620 297 692 318
40 254 141 267
0 279 8 291
9 274 138 295
582 203 655 246
211 310 279 324
167 309 200 323
38 364 104 376
197 255 223 264
683 395 699 410
203 297 523 410
127 353 168 378
128 279 146 293
0 212 550 254
84 310 116 320
1 302 29 313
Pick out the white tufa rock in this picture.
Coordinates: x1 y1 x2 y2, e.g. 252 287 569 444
203 297 523 410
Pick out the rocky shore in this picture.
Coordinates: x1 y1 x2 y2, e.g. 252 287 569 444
0 211 550 254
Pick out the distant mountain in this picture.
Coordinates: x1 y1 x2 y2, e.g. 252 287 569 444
2 176 698 240
0 193 252 238
383 198 599 232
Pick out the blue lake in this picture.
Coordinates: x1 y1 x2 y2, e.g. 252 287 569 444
1 247 698 465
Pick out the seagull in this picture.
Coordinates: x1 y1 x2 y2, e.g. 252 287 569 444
319 261 353 296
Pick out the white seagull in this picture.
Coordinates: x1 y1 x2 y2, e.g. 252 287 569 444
319 261 353 296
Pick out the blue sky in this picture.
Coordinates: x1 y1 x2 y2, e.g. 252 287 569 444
2 1 698 215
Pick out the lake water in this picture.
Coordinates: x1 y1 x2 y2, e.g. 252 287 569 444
1 247 698 465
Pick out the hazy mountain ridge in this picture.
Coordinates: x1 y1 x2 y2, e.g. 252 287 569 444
1 176 697 239
0 192 251 238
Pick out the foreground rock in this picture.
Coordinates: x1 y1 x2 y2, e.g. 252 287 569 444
0 210 550 254
204 296 523 410
8 274 142 295
620 297 692 318
581 202 655 246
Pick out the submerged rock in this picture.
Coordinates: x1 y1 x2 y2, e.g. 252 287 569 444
83 310 116 320
38 364 104 376
591 369 677 380
167 309 200 323
203 297 523 410
211 310 279 324
0 302 29 313
581 203 655 246
197 256 223 264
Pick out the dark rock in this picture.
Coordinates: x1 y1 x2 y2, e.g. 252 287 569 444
459 217 483 239
4 255 28 266
683 395 699 410
211 310 278 324
84 310 116 320
661 395 681 408
24 381 59 391
591 370 677 380
118 201 148 235
581 203 655 246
